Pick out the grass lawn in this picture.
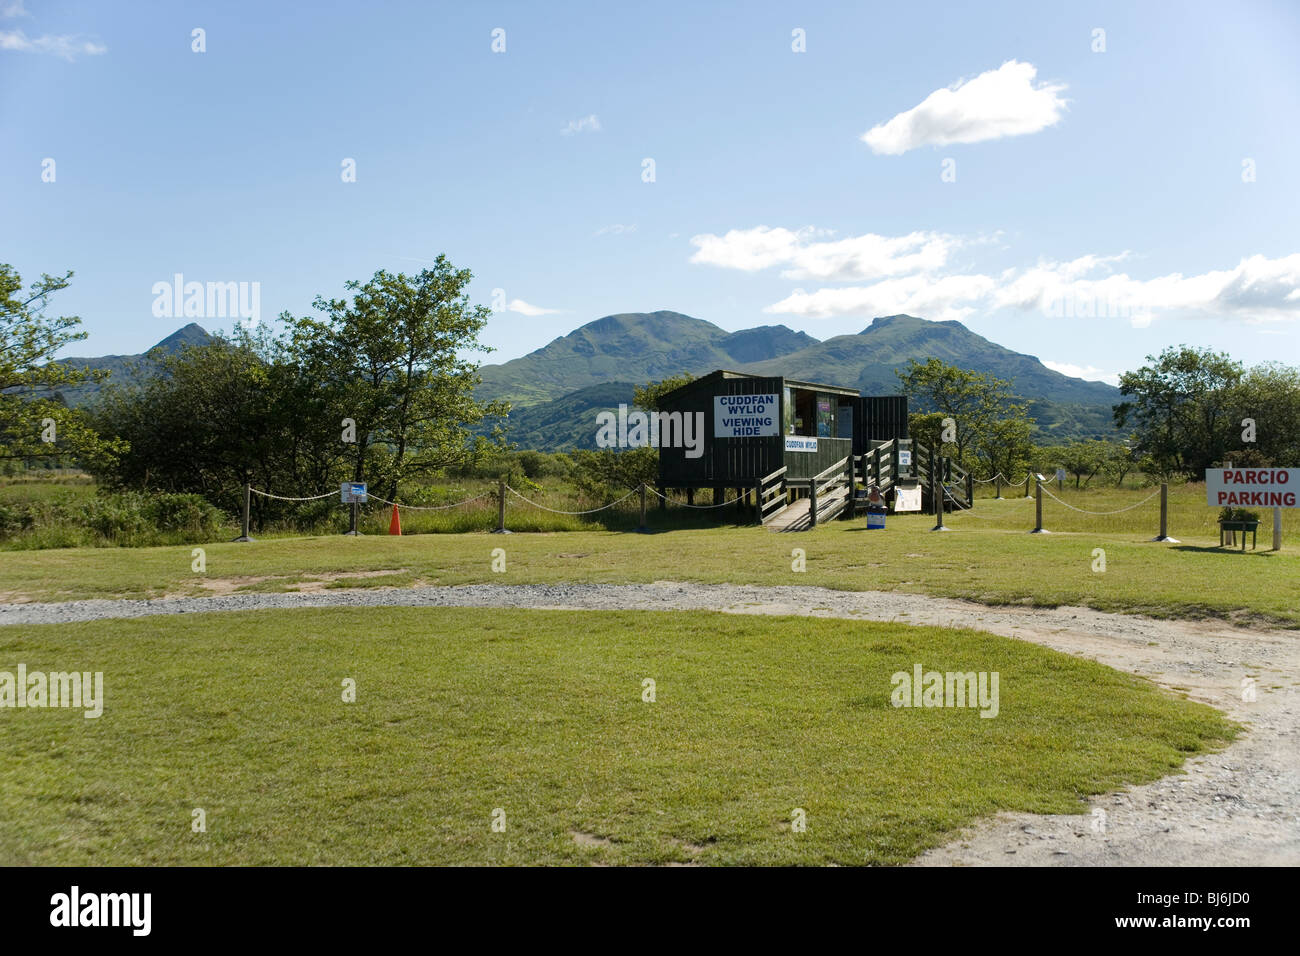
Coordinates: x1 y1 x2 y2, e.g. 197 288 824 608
0 483 1296 626
0 607 1235 865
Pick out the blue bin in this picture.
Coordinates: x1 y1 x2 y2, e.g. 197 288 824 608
866 510 886 530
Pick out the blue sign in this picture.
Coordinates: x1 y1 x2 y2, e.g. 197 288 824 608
340 482 368 503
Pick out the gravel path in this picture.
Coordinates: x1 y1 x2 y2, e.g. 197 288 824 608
2 581 1295 866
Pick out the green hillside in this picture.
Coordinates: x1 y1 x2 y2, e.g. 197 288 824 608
498 381 637 451
55 323 215 406
479 312 1124 448
476 311 815 407
740 314 1119 408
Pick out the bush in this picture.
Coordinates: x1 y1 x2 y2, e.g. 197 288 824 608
0 489 233 549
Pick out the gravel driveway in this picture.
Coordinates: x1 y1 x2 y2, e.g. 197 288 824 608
2 581 1295 866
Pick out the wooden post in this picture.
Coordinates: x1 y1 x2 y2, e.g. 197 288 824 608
1272 507 1283 551
686 487 695 506
345 499 359 536
995 475 1002 500
1030 478 1048 533
636 483 649 533
1024 472 1032 498
656 482 666 510
809 480 818 529
236 483 254 542
928 445 937 515
754 481 763 525
843 456 854 520
491 477 511 534
1152 482 1178 542
931 469 947 531
965 471 973 507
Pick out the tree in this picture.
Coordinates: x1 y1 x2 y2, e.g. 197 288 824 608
90 338 297 521
634 373 695 412
897 358 1034 478
1230 363 1300 467
283 259 508 500
0 265 122 468
1060 439 1110 488
568 447 657 499
1113 346 1243 479
1101 437 1140 487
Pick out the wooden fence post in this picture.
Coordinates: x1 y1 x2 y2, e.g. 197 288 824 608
636 483 649 533
1152 482 1178 542
1030 478 1047 533
491 478 511 534
236 483 254 542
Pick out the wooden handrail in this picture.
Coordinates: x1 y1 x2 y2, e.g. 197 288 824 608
811 456 850 485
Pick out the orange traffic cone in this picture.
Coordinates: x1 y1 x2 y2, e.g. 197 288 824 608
389 503 402 535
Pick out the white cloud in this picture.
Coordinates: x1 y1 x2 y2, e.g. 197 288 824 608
992 253 1300 325
1041 361 1120 386
594 223 636 237
862 60 1067 155
2 1 30 18
689 225 958 281
766 273 997 322
561 114 601 135
0 29 106 59
507 298 561 316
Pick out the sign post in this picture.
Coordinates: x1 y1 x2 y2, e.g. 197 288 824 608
1205 468 1297 552
340 482 367 536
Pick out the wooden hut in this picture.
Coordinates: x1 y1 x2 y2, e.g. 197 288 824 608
655 369 908 507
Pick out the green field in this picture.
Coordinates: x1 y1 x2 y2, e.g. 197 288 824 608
0 608 1235 865
1 483 1296 626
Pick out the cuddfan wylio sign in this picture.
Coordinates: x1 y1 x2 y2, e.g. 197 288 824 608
714 394 778 438
1205 468 1299 507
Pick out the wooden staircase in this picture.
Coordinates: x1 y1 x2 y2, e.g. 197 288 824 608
765 457 854 531
760 440 975 531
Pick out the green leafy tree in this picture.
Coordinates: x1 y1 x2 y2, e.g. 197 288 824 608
568 447 657 499
1230 362 1300 467
897 358 1034 478
633 373 695 412
283 258 508 500
0 265 123 469
1114 346 1244 478
1060 439 1110 488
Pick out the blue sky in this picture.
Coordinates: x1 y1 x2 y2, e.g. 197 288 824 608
4 0 1298 384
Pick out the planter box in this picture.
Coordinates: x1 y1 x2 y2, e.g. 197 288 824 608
1219 519 1260 550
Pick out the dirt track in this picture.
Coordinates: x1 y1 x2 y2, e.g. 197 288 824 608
2 581 1295 866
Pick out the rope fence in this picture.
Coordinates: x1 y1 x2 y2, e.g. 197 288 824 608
234 474 1180 541
507 486 639 515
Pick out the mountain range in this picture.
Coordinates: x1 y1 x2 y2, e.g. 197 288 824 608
55 313 1123 448
478 311 1122 448
54 323 214 405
